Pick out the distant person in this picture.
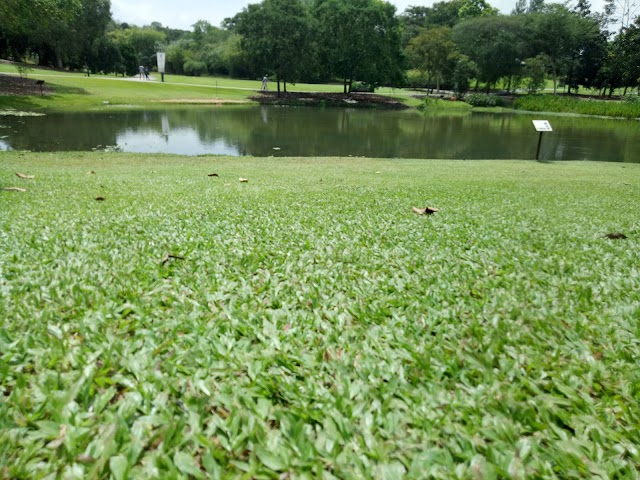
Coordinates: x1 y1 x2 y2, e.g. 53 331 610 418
144 66 150 80
139 65 144 79
261 75 268 91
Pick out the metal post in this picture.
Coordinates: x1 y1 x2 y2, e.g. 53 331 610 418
536 131 543 161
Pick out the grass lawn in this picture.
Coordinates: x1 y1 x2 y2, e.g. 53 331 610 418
0 64 428 112
1 153 639 478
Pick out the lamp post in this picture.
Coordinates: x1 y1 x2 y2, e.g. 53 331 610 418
157 52 166 82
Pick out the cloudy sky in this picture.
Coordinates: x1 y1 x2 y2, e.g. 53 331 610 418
111 0 605 31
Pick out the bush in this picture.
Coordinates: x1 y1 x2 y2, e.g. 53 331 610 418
513 94 640 118
350 81 375 93
405 69 429 89
183 60 207 77
464 93 505 107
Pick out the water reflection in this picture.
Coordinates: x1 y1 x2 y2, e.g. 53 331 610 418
0 107 638 162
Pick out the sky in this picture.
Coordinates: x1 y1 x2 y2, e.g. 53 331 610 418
111 0 606 31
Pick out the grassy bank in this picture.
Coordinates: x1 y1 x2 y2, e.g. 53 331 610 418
0 64 423 112
514 94 640 119
1 153 639 478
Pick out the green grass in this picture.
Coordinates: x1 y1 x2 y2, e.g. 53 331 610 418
0 63 431 113
1 153 639 478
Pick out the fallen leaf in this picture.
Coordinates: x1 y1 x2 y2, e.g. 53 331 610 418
604 232 627 239
412 206 439 215
161 253 185 265
239 178 249 183
95 196 106 201
46 424 67 449
208 173 219 177
87 170 96 174
3 187 26 192
15 172 35 179
75 454 96 464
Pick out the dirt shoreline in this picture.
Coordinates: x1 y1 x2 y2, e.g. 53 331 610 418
249 91 409 109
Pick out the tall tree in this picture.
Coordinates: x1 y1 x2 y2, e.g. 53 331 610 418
452 15 528 91
313 0 404 93
406 26 458 92
235 0 313 94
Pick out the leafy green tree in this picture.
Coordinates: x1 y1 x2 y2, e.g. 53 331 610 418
313 0 404 93
458 0 499 20
235 0 313 94
525 5 606 93
407 26 458 92
452 15 528 92
451 54 478 97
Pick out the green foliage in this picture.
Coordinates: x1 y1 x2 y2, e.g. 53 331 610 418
313 0 404 93
405 69 430 88
183 60 207 76
349 81 375 92
1 154 640 477
464 93 505 106
452 54 478 97
514 94 640 117
522 54 548 93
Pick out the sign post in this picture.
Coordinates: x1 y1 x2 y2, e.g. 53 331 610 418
532 120 552 161
157 52 166 83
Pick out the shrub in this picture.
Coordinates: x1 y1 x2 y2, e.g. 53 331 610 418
350 81 375 93
183 60 207 77
464 93 505 107
513 94 640 118
405 69 429 89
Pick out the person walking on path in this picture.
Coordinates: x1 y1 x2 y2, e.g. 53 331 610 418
139 65 144 79
261 75 268 91
144 66 150 80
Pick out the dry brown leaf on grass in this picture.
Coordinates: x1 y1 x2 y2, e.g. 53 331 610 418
208 173 219 177
87 170 96 174
160 253 185 265
95 196 106 201
239 178 249 183
3 187 27 192
15 172 35 179
604 232 627 239
412 206 440 215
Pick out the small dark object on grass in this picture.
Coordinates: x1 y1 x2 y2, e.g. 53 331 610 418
208 173 219 177
604 232 627 239
88 170 96 174
95 196 106 201
412 206 440 215
161 253 185 265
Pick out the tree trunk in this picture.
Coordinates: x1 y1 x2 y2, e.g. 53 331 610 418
343 79 348 94
551 62 557 95
506 76 511 94
623 86 628 96
348 78 353 94
284 80 287 93
474 79 479 91
277 79 281 96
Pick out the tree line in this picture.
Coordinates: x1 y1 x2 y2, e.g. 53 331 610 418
1 0 639 96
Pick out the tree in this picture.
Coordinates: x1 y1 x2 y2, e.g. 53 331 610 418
313 0 404 93
451 54 478 97
458 0 499 20
452 15 528 91
525 5 606 93
235 0 313 94
406 26 458 92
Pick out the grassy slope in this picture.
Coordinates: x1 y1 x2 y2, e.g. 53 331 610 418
1 153 639 478
0 64 424 111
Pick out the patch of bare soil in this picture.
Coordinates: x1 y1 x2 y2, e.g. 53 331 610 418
156 98 251 104
0 74 53 96
250 91 408 109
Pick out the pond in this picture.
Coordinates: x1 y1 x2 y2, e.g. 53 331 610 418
1 107 639 162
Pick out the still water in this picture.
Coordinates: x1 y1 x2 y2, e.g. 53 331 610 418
1 107 639 162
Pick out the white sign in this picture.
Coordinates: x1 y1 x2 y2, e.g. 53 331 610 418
532 120 552 132
157 52 166 73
